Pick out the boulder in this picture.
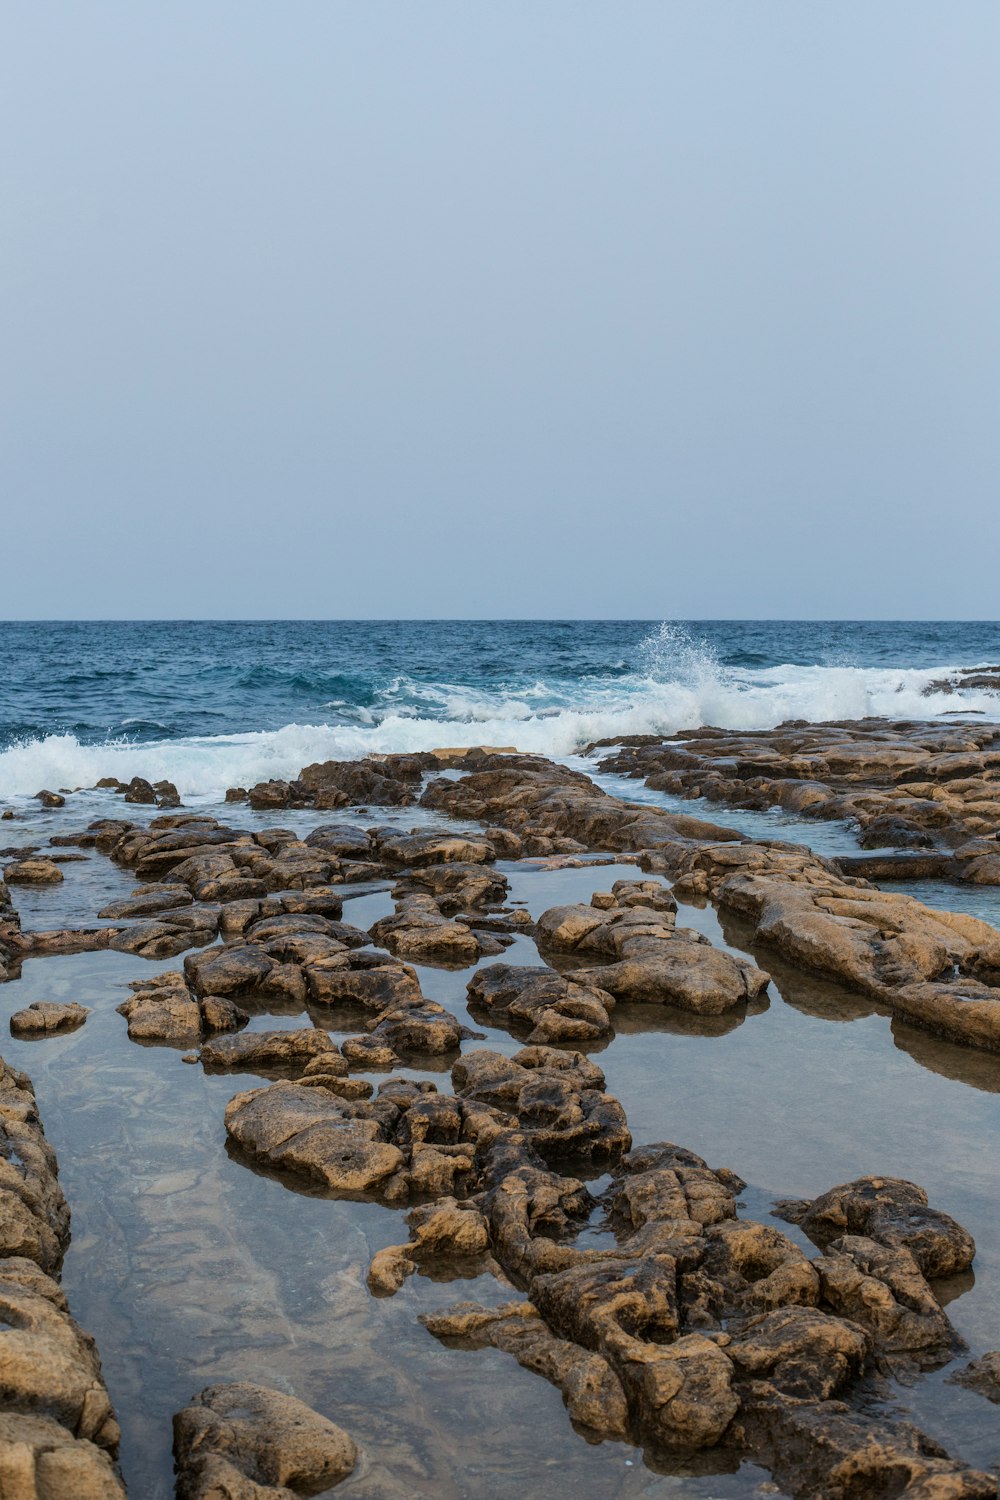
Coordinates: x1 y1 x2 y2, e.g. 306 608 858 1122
173 1382 356 1498
777 1176 976 1279
4 858 64 885
10 1002 90 1037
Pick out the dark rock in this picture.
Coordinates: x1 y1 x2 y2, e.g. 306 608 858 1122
123 776 157 805
947 1350 1000 1403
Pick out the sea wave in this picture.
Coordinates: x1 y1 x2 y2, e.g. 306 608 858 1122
0 650 997 799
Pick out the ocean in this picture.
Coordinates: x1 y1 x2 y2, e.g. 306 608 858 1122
1 618 999 800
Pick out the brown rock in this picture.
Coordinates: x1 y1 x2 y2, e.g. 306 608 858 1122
10 1002 90 1037
4 858 64 885
173 1381 356 1497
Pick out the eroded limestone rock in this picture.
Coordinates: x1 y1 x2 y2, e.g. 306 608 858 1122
10 1002 90 1036
173 1382 356 1498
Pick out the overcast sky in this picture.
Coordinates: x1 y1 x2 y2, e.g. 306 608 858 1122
2 3 997 619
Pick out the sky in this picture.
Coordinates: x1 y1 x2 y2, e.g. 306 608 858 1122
2 3 998 620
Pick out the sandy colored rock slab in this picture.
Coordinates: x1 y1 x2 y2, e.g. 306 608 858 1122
0 1411 125 1498
224 1082 405 1192
467 962 615 1044
199 1027 342 1075
777 1175 976 1279
10 1001 90 1036
4 858 64 884
173 1381 357 1497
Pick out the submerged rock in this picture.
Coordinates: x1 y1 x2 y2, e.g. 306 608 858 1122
947 1350 1000 1404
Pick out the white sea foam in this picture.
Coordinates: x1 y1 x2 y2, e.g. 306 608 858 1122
0 654 997 800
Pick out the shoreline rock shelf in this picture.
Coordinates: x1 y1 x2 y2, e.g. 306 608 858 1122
0 737 998 1493
596 720 1000 880
0 1055 125 1495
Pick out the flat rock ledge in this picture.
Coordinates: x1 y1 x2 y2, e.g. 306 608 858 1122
419 752 1000 1054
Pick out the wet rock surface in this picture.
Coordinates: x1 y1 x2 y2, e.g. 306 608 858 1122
598 721 1000 879
0 1054 124 1492
1 744 998 1495
420 751 1000 1054
117 972 248 1045
467 962 616 1044
10 1000 91 1036
536 891 769 1014
776 1174 977 1279
173 1381 357 1498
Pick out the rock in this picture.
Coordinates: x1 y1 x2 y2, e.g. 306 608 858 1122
304 824 373 860
393 860 509 913
363 1000 475 1058
34 790 66 808
454 1047 631 1165
743 1388 998 1499
609 1142 743 1242
0 1410 126 1497
123 776 157 805
947 1350 1000 1403
173 1382 356 1497
185 945 307 1008
0 1061 70 1273
373 829 495 866
598 721 1000 873
118 973 247 1045
814 1234 955 1361
10 1002 90 1036
370 894 483 965
199 1028 342 1075
536 899 768 1015
421 1300 629 1438
728 1306 869 1400
299 760 418 806
98 885 193 919
467 963 615 1044
305 951 424 1010
0 1259 120 1450
777 1176 976 1279
4 858 64 885
690 1217 819 1318
224 1082 406 1193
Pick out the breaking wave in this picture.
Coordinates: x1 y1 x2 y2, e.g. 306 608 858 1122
1 621 997 800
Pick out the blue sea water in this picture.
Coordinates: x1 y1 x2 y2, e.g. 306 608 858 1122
1 618 998 798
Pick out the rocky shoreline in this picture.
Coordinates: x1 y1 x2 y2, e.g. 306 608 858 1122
0 725 998 1495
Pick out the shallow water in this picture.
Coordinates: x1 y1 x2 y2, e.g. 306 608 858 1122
578 758 892 857
4 797 1000 1495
